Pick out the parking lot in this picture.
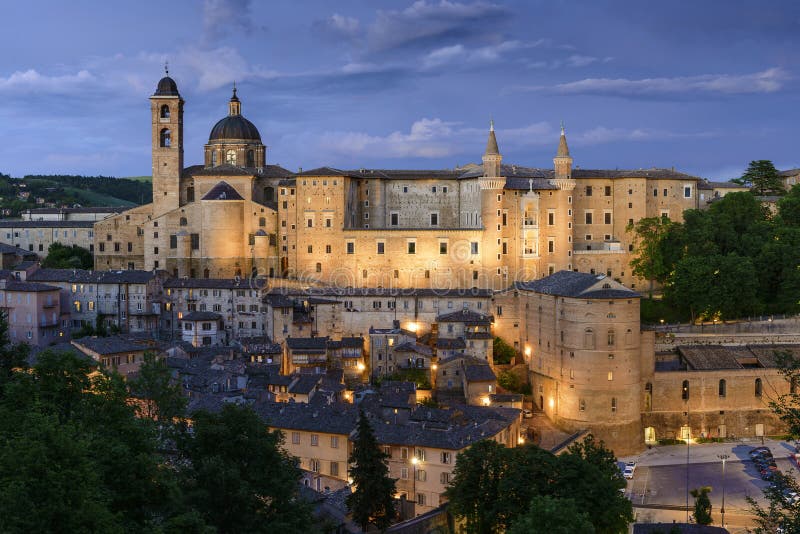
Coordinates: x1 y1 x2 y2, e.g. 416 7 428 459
619 439 799 532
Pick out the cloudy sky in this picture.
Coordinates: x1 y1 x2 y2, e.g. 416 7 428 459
1 0 798 179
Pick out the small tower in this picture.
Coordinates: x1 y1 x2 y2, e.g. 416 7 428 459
150 65 184 218
482 120 502 178
553 122 572 180
479 120 506 288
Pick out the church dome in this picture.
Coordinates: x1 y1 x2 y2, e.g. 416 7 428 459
209 115 261 143
208 85 261 143
154 76 180 96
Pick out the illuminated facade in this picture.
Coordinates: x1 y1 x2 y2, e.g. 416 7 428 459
94 75 700 290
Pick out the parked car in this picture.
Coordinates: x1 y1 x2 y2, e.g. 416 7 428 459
623 461 636 479
522 409 533 419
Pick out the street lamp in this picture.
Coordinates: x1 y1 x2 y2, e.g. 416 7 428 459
717 453 729 528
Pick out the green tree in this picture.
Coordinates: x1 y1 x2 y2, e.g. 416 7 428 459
627 217 676 295
0 311 29 394
181 404 311 533
778 184 800 226
347 409 396 532
495 445 558 529
493 336 516 364
738 160 784 196
666 254 759 321
555 435 632 534
128 351 186 425
41 242 94 269
445 439 508 534
508 495 595 534
691 486 713 525
497 369 521 392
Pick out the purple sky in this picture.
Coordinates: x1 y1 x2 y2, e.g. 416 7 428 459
1 0 798 179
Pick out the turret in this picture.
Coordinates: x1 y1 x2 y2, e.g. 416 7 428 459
551 123 575 191
482 120 502 178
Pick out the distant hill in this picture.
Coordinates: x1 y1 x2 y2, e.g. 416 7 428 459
0 173 151 216
123 176 152 183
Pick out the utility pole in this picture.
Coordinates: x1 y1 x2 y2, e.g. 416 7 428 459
717 453 729 528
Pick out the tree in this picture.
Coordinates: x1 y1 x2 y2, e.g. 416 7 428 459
445 439 508 534
739 160 784 196
508 495 595 534
347 409 396 532
41 242 93 269
691 486 713 525
778 184 800 226
627 217 676 295
0 311 29 394
555 435 633 534
493 336 516 365
128 351 186 426
181 404 311 533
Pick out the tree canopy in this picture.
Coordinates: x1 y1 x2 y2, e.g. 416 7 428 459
735 160 784 196
41 242 94 269
445 435 631 534
629 190 800 320
0 321 314 533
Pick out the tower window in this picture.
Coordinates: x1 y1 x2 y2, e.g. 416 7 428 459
755 378 762 397
682 380 689 400
211 151 217 166
247 150 255 167
160 128 171 148
160 104 170 119
179 217 187 226
718 379 726 398
226 150 236 165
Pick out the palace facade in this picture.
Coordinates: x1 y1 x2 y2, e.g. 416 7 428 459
93 75 700 290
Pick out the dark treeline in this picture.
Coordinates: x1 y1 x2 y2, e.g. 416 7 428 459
21 174 152 204
629 186 800 322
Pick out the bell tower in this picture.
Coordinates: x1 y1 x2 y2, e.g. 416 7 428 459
479 120 506 289
150 65 184 218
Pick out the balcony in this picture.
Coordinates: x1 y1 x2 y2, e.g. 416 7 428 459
521 219 538 229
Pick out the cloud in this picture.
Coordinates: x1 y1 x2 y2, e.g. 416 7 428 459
317 118 460 158
365 1 510 54
202 0 260 44
421 40 540 69
574 126 717 146
0 69 95 93
314 13 361 41
536 67 789 97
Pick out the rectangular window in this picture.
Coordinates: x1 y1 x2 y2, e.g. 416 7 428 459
604 212 612 225
430 213 438 226
346 242 354 254
190 234 199 250
390 213 399 226
585 186 592 197
440 451 451 464
407 241 416 254
470 242 478 254
585 212 593 224
310 434 318 446
169 235 177 248
292 432 300 444
439 242 447 255
548 211 555 225
377 242 385 254
684 186 692 198
604 185 612 196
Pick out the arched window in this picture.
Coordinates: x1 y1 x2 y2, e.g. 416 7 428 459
203 268 210 279
611 397 617 413
607 329 615 346
179 217 187 226
226 150 236 165
160 128 171 148
755 378 763 397
247 150 255 167
211 150 217 166
265 186 275 202
160 104 170 119
681 380 690 400
718 379 726 398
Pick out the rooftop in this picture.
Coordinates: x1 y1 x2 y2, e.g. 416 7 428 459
516 270 639 299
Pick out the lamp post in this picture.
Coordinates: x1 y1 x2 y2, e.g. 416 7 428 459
717 453 729 528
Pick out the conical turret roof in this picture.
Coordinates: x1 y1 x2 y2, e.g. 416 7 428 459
485 120 500 156
556 124 570 158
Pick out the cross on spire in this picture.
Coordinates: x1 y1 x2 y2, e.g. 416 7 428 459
164 61 169 75
490 118 494 132
233 80 237 98
560 120 565 135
